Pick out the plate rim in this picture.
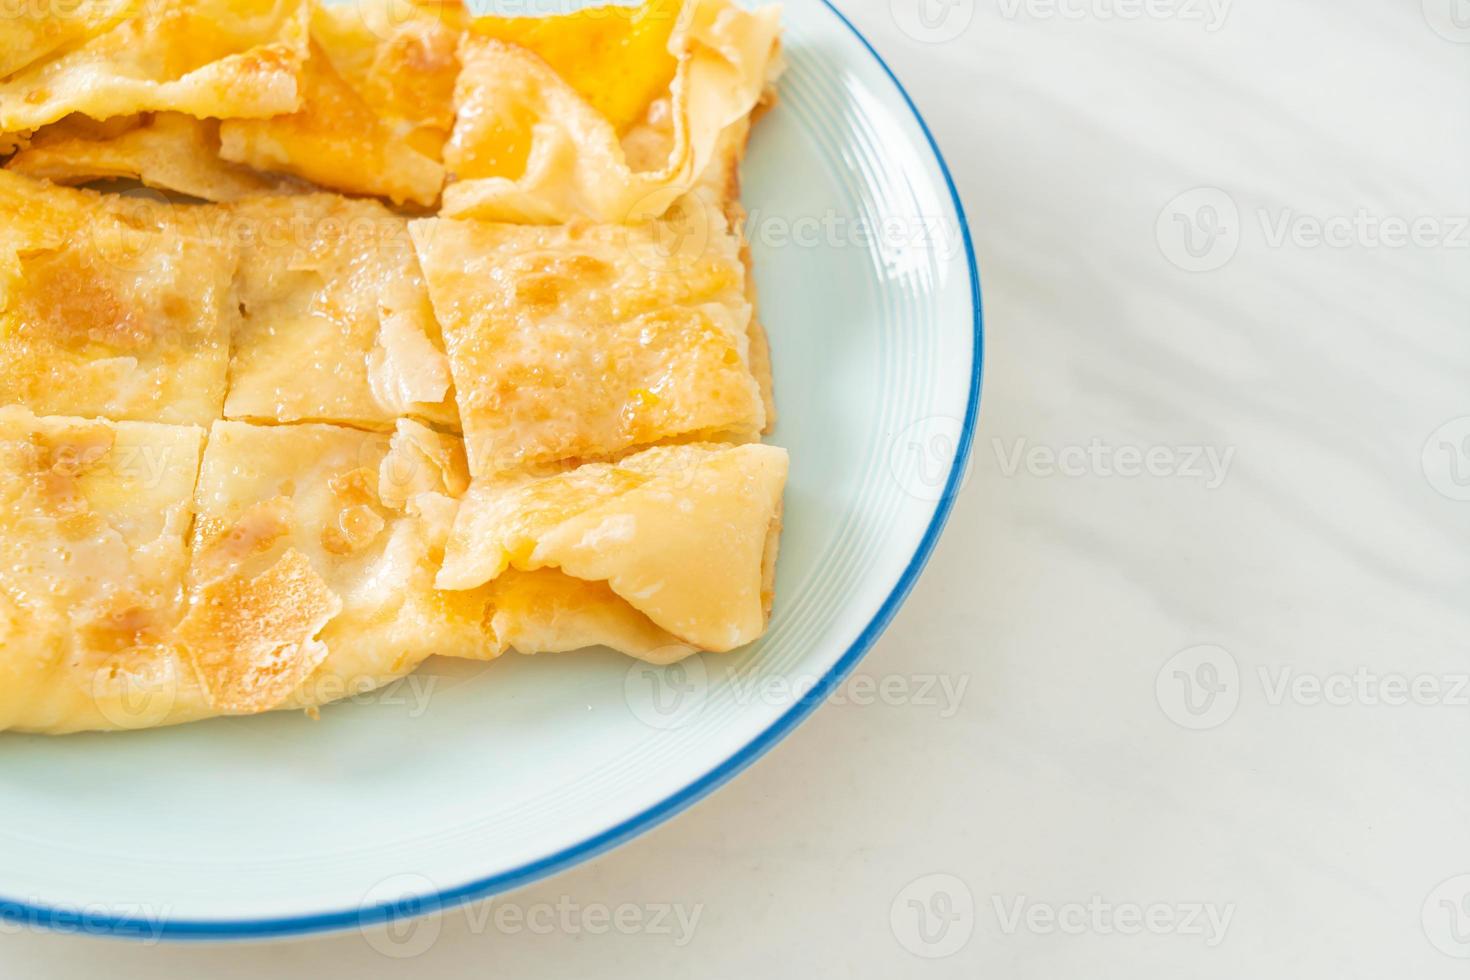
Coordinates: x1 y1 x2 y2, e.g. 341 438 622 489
0 0 984 942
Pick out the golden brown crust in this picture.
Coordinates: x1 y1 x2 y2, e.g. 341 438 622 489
411 212 764 480
439 442 788 654
0 0 791 735
0 0 310 134
221 193 456 428
0 406 211 734
6 113 283 202
0 173 237 426
217 3 460 206
441 0 783 224
176 549 341 714
484 569 692 662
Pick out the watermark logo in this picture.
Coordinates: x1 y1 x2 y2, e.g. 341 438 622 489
1160 652 1470 730
731 669 972 718
742 209 965 261
359 873 444 959
1156 644 1239 730
624 190 714 272
90 187 176 275
889 415 973 501
0 899 173 943
1422 417 1470 501
0 0 171 23
1156 187 1240 272
1258 209 1469 250
92 656 181 730
624 654 710 730
996 0 1231 31
1159 189 1470 273
891 0 975 43
889 879 1234 956
1423 874 1470 957
356 876 704 957
992 895 1233 946
352 0 461 40
993 437 1234 488
1423 0 1470 42
891 873 975 958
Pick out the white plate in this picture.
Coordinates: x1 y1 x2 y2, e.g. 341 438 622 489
0 0 981 940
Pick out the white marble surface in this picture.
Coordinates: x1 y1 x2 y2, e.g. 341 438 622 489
11 0 1470 975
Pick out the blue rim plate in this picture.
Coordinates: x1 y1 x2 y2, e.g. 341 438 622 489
0 0 981 941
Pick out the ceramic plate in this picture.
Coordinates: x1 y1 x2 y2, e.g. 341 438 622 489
0 0 981 940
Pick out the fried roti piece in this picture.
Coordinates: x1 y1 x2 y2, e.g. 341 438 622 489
221 193 457 428
0 0 135 81
0 0 309 134
462 0 681 135
439 442 788 656
0 407 211 734
441 0 781 223
182 419 491 716
6 113 284 202
0 171 237 426
218 0 461 206
476 569 695 664
702 115 776 431
410 208 764 479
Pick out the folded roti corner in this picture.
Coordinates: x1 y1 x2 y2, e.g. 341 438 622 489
440 0 783 224
0 0 312 134
440 442 789 660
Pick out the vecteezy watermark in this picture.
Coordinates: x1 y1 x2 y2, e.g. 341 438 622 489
621 189 715 272
89 190 416 275
993 437 1235 489
889 876 1235 957
1157 645 1470 730
1257 209 1470 251
1422 417 1470 501
996 0 1231 31
1156 187 1242 272
624 656 711 731
1159 187 1470 272
1155 645 1241 730
891 0 976 43
0 0 171 19
991 895 1235 947
358 874 704 958
742 209 966 261
90 663 443 731
625 659 973 730
0 898 173 943
1258 666 1470 708
360 874 444 959
739 670 972 718
31 438 184 491
350 0 457 40
891 873 976 958
1424 874 1470 958
1423 0 1470 42
890 415 975 502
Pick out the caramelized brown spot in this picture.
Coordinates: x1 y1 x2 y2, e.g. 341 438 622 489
514 253 611 307
17 250 153 351
176 550 341 714
80 602 160 655
25 427 114 513
194 496 294 580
